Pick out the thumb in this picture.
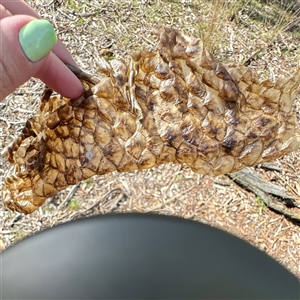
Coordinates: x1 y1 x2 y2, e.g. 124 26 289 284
0 15 83 100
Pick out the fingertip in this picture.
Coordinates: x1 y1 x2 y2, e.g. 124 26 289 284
36 53 84 99
52 41 80 68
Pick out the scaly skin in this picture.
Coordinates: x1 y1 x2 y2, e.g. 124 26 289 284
2 27 300 214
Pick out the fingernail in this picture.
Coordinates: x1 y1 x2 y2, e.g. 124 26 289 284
19 19 57 62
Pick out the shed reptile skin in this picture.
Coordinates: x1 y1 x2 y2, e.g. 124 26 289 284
2 27 300 214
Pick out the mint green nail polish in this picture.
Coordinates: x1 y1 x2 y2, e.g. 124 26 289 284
19 19 57 62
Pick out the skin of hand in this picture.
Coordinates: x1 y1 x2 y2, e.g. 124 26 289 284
0 1 84 101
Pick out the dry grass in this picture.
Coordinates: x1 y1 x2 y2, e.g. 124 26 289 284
1 0 300 278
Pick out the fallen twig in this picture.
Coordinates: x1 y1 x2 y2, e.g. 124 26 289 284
58 183 81 209
260 162 282 172
68 188 124 220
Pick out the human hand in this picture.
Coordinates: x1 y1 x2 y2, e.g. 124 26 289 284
0 1 83 101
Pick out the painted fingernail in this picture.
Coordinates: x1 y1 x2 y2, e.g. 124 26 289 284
19 19 57 62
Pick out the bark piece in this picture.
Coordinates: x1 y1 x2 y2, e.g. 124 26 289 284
227 168 300 221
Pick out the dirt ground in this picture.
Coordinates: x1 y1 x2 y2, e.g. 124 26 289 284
1 0 300 279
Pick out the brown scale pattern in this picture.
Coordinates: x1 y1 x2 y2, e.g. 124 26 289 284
2 27 300 214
